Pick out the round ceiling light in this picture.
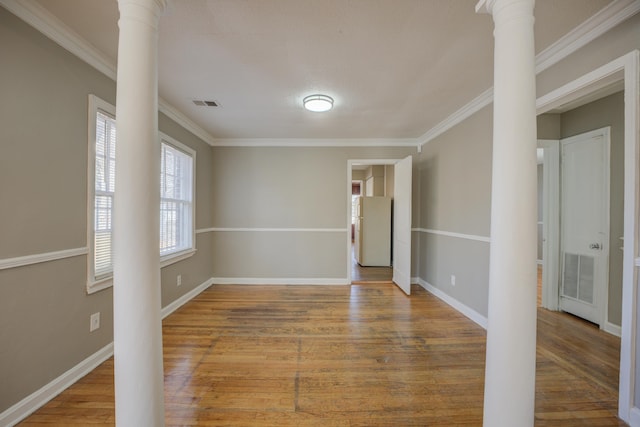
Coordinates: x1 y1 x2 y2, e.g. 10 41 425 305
303 94 334 112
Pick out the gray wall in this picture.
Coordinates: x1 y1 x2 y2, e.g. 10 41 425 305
560 91 624 327
0 8 214 413
416 105 493 317
209 146 416 280
411 10 640 408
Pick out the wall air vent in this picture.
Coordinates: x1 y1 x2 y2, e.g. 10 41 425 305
192 100 219 107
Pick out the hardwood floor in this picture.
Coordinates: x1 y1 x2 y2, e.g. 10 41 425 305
18 283 625 426
350 243 392 283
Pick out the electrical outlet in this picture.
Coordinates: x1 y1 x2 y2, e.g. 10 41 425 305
177 274 182 286
90 312 100 332
450 275 456 286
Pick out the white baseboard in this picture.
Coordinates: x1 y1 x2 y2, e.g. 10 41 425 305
211 277 350 285
603 321 622 338
416 278 488 330
161 277 214 319
0 343 113 427
630 406 640 427
0 277 215 426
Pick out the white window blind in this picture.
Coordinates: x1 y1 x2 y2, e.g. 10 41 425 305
160 142 194 257
94 111 116 278
88 95 196 293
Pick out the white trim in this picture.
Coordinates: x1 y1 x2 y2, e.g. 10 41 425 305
0 276 215 426
212 277 349 285
0 343 114 427
159 131 197 261
0 247 88 271
0 0 116 79
210 138 419 147
630 407 640 427
158 99 217 146
413 228 491 243
0 0 219 148
419 0 640 147
86 277 112 295
536 259 543 265
196 227 215 234
204 227 347 233
535 50 639 424
418 88 494 146
537 58 628 114
635 257 640 267
161 278 214 319
5 0 638 151
416 278 488 329
535 0 640 74
87 95 116 293
539 139 561 311
86 249 198 294
347 159 403 283
160 249 196 268
604 321 623 338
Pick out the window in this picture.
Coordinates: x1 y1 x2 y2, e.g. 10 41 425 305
87 95 196 294
94 110 117 279
159 136 195 259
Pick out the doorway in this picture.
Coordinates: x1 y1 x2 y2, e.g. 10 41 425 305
350 164 393 283
347 157 413 294
536 51 638 422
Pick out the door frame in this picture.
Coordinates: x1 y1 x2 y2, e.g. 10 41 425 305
346 159 400 283
536 50 639 423
538 139 560 312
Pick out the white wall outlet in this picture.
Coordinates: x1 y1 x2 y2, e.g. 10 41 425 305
177 274 182 286
450 275 456 286
90 312 100 332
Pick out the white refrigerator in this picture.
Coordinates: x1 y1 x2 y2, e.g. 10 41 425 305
355 196 391 267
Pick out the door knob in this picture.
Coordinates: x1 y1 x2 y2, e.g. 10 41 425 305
589 243 601 250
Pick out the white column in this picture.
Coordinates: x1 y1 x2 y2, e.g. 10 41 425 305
113 1 167 426
476 0 538 426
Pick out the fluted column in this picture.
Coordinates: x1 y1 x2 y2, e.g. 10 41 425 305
476 0 538 425
113 0 167 425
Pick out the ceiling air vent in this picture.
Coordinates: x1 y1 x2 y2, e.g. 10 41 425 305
192 100 219 107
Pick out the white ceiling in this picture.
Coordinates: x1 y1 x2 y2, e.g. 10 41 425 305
33 0 613 141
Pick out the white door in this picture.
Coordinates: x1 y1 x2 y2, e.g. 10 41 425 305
393 155 412 295
559 128 610 325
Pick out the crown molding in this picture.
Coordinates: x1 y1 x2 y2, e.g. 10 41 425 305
4 0 638 149
419 0 640 148
0 0 218 147
157 99 218 146
535 0 640 74
209 138 420 147
417 87 494 146
0 0 117 79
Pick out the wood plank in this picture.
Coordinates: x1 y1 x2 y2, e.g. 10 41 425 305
17 283 626 426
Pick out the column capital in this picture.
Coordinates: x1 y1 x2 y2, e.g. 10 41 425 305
476 0 534 16
475 0 496 14
118 0 170 27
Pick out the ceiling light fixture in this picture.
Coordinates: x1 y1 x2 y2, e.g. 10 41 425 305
303 94 334 112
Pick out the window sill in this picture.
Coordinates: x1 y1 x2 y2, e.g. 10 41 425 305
160 248 197 268
87 276 113 295
86 249 197 295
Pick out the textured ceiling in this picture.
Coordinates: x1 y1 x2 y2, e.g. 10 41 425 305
35 0 613 141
